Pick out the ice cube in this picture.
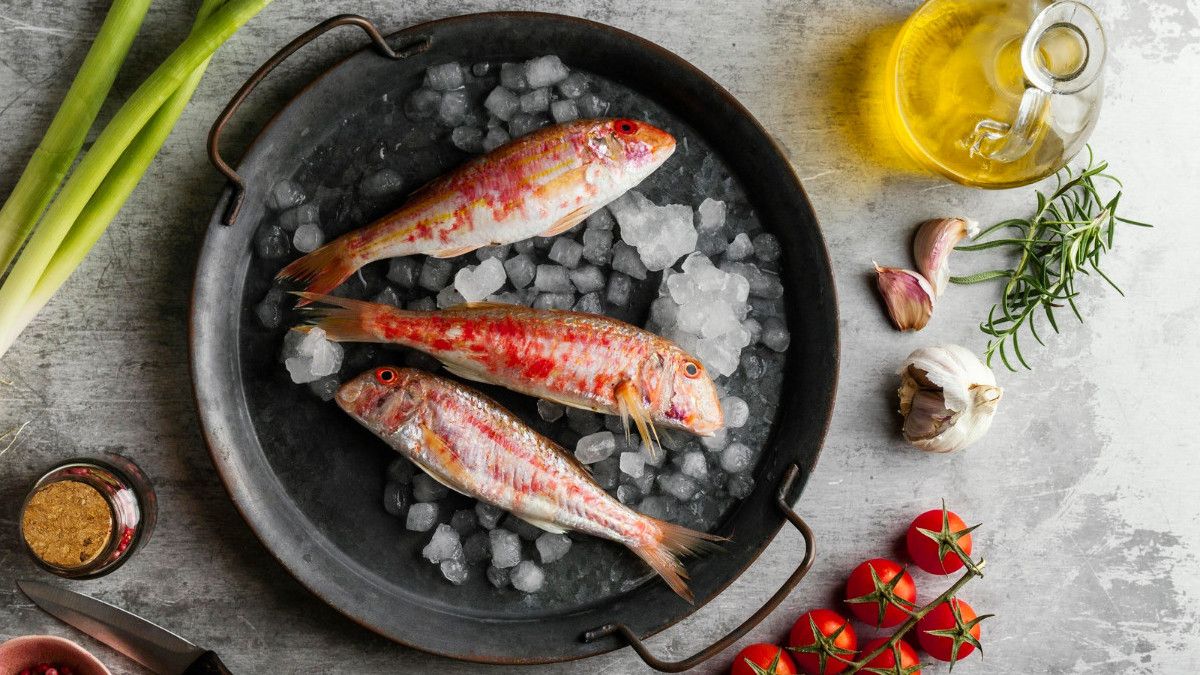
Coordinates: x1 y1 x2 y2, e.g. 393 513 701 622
532 292 575 310
581 228 613 265
568 265 606 294
383 482 409 517
550 99 579 123
611 242 648 280
269 179 305 211
500 62 528 91
535 533 572 564
523 55 569 88
519 87 551 114
413 473 449 502
535 264 573 292
361 168 404 197
489 529 522 568
451 126 484 153
472 62 492 77
405 502 438 531
740 352 766 379
572 291 603 314
720 442 753 473
484 86 521 122
616 484 640 504
419 258 455 291
279 203 319 231
487 565 511 588
753 233 781 262
727 474 755 499
464 531 492 564
556 72 587 98
612 192 697 271
680 452 709 480
511 560 546 592
255 287 283 329
308 375 339 401
506 516 545 542
726 233 754 261
408 296 437 311
742 318 762 344
387 458 414 484
537 399 565 422
504 253 536 289
455 258 507 302
439 90 470 126
423 524 463 562
640 441 667 468
576 93 608 117
547 238 584 268
450 509 478 536
293 223 324 253
658 473 698 501
619 451 645 478
566 407 602 435
508 113 549 137
426 62 465 91
586 208 615 231
721 396 749 428
606 273 632 306
405 88 442 120
482 126 511 151
697 198 726 232
440 558 468 585
575 431 617 464
386 258 420 288
761 316 791 352
648 297 678 329
476 502 505 529
637 495 678 521
436 287 465 309
255 223 290 260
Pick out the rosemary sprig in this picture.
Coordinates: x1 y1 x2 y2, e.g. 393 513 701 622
950 148 1151 371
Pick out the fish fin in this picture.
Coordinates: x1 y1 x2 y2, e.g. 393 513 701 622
294 292 400 342
431 245 476 259
539 205 591 237
616 381 661 459
630 519 726 604
276 239 358 302
411 424 471 496
517 516 569 534
441 361 493 385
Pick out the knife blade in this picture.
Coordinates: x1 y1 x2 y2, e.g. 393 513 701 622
18 579 231 675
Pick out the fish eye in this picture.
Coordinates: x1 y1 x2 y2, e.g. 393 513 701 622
683 360 701 378
614 119 639 135
375 367 399 385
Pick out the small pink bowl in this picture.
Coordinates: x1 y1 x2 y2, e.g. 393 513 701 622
0 635 111 675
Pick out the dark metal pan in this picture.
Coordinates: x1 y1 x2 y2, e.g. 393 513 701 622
190 12 838 670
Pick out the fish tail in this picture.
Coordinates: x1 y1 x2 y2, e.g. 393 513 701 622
295 292 401 342
276 239 359 302
631 520 726 604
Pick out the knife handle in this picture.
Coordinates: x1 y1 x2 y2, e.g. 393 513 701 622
183 651 233 675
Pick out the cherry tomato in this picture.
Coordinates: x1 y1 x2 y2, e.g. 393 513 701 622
844 558 917 628
730 643 798 675
917 598 988 664
858 638 922 674
786 609 857 675
906 505 975 575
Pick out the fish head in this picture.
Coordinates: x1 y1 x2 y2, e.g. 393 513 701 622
336 366 425 435
596 118 676 170
657 350 725 436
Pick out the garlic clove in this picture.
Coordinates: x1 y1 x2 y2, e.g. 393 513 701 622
897 345 1002 453
913 217 979 296
875 264 935 331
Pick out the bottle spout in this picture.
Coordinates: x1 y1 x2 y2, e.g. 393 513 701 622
970 1 1106 163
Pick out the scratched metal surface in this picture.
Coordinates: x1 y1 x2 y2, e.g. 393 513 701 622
0 1 1197 673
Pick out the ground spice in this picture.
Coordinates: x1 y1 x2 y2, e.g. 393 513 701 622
21 480 113 569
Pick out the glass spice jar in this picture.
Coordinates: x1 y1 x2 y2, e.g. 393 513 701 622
19 456 157 579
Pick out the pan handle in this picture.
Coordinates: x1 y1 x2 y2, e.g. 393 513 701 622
206 14 430 226
582 463 815 673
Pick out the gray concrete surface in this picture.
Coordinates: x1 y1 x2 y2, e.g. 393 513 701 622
1 1 1197 673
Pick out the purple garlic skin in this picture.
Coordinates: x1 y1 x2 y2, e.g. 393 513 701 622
913 217 978 296
874 263 934 331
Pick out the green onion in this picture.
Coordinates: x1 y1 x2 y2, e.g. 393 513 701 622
0 0 274 358
0 0 153 274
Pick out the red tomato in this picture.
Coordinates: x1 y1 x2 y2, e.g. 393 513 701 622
906 506 975 575
917 598 987 664
844 558 917 627
730 643 798 675
786 609 857 675
858 638 922 674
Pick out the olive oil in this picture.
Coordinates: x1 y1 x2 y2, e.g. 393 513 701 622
885 0 1104 188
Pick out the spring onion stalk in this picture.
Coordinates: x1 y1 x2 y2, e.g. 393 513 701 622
0 0 154 274
0 0 273 359
0 1 226 357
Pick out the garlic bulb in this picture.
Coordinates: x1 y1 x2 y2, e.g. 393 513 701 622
913 217 978 296
897 345 1002 453
875 264 935 331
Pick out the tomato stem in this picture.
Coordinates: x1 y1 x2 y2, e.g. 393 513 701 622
843 559 986 674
